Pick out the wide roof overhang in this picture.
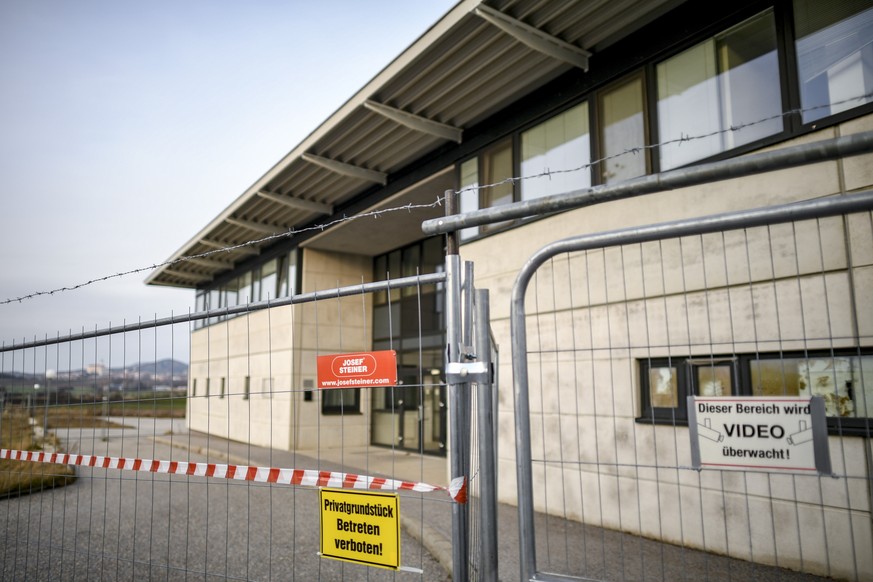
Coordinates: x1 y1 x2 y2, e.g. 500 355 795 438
146 0 679 288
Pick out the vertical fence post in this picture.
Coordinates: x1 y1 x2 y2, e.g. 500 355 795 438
463 261 475 482
511 263 537 582
475 288 498 581
445 189 469 581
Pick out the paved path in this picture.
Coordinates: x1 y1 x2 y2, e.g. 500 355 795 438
1 419 450 581
146 429 828 582
2 419 834 581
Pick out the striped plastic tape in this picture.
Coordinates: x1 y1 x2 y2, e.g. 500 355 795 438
0 448 467 503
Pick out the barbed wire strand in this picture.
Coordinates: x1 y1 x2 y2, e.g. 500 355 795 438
3 92 871 307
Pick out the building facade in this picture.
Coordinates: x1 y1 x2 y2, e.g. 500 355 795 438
148 0 873 576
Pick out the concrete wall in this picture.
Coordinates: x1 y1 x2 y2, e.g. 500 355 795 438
187 248 373 452
184 116 873 577
187 305 294 450
292 248 373 450
459 117 873 578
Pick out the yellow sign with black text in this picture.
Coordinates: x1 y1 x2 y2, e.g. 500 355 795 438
319 488 400 570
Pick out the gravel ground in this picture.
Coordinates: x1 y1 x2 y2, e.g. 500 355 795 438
1 420 449 581
1 419 840 581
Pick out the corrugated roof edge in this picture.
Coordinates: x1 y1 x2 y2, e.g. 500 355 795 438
144 0 479 288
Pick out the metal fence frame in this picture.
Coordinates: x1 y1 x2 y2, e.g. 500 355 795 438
0 273 447 354
1 268 499 580
510 191 873 581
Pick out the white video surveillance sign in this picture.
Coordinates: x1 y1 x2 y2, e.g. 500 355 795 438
688 396 831 474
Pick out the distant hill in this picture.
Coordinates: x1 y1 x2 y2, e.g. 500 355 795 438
0 359 187 381
117 359 188 377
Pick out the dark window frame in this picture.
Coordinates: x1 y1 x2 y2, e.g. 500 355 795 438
638 349 873 437
321 388 361 415
595 69 651 184
519 100 593 202
194 247 302 330
478 137 517 234
454 0 873 244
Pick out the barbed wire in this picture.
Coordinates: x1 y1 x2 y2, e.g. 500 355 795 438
3 91 871 307
0 201 448 306
456 92 873 196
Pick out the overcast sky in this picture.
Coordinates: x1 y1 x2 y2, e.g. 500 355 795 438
0 1 455 366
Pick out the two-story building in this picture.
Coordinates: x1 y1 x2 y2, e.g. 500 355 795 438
147 1 873 577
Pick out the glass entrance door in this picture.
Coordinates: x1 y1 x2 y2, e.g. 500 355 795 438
398 367 446 454
371 355 446 454
370 238 447 455
398 373 447 454
422 376 447 454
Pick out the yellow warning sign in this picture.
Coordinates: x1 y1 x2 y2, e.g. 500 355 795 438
319 488 400 570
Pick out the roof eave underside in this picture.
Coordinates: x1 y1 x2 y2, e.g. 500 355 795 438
146 0 678 289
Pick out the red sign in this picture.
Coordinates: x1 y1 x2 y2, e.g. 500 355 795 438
317 350 397 389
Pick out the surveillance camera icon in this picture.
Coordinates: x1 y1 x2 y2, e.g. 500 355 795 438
698 418 723 443
787 420 813 446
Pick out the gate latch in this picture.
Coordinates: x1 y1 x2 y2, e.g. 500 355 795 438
445 361 489 384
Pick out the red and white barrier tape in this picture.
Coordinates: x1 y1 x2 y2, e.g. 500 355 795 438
0 448 467 504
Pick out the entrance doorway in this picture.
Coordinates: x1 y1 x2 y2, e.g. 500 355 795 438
370 238 447 455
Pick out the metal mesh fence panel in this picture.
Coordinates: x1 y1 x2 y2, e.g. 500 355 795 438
0 273 457 581
512 196 873 581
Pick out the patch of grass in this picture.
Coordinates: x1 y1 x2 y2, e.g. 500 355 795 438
44 395 186 421
0 458 76 498
0 408 76 498
104 396 186 418
47 414 124 429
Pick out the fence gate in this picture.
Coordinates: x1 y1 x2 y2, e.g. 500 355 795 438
512 192 873 581
0 268 483 581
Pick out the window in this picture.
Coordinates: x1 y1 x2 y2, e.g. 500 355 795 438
641 358 737 422
639 351 873 435
648 364 680 410
194 249 299 328
459 158 480 240
444 1 873 245
459 103 592 239
456 140 515 237
794 0 873 123
277 251 297 298
260 259 278 301
289 253 297 294
696 361 735 397
401 244 420 297
219 377 225 399
322 388 360 414
238 272 253 304
191 378 197 397
207 290 220 325
480 139 514 233
481 139 514 208
372 240 446 449
243 376 250 400
598 73 648 184
750 354 872 418
373 247 404 311
222 279 239 309
657 10 782 170
205 378 210 397
372 238 445 353
521 102 591 200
